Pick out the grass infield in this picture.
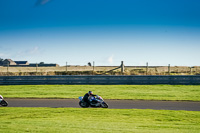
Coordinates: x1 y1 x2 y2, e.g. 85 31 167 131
0 108 200 133
1 85 200 101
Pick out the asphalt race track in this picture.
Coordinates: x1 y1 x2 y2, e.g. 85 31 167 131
3 99 200 111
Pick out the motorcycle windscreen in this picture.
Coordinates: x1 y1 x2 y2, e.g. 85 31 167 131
78 96 83 101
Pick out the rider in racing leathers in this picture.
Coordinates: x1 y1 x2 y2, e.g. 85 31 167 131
83 91 96 105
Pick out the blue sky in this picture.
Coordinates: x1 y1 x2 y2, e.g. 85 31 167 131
0 0 200 66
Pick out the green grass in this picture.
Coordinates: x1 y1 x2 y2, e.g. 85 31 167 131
0 108 199 133
1 85 200 101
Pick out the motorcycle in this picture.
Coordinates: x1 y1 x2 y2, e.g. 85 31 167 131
0 95 8 107
79 95 108 108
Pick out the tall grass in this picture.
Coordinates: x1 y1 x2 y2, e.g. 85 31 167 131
0 66 200 75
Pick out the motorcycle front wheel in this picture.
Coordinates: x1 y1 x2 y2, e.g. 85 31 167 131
101 102 108 108
0 100 8 107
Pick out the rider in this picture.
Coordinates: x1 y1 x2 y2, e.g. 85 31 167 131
83 91 96 105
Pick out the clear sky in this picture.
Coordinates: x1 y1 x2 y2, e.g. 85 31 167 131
0 0 200 66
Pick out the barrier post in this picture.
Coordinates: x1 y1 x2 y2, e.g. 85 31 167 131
168 64 170 75
121 61 124 74
36 63 38 74
146 62 148 75
66 62 68 72
7 62 9 75
93 61 95 75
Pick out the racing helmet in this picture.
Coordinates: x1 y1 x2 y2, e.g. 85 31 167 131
88 91 93 95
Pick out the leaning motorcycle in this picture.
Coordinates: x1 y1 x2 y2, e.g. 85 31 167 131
0 95 8 107
79 95 108 108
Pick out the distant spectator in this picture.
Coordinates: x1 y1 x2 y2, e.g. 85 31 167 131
88 62 92 66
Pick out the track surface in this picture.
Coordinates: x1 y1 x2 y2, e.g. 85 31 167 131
3 99 200 111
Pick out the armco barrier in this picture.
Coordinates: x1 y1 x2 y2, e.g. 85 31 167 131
0 75 200 85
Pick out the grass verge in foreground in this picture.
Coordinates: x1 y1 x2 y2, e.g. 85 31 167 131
1 85 200 101
0 108 200 133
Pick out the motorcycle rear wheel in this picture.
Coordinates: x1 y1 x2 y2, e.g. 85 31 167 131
0 100 8 107
79 101 89 108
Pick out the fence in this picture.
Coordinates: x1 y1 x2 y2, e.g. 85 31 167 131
1 60 200 76
1 66 200 76
0 75 200 85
